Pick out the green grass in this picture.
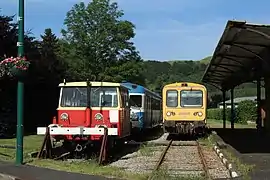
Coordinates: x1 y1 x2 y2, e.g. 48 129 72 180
30 159 150 180
0 135 44 161
139 144 155 156
207 119 256 129
149 168 205 180
222 150 254 180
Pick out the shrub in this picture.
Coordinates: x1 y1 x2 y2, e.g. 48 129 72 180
207 108 222 120
207 100 257 124
236 100 257 124
207 108 231 121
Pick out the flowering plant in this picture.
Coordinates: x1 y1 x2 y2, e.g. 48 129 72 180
0 56 30 70
0 56 30 77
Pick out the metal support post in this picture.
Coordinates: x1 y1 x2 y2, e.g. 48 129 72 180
16 0 25 165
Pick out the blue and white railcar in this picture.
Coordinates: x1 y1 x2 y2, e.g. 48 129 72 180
121 82 162 131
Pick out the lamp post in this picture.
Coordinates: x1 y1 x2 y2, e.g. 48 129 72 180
16 0 25 165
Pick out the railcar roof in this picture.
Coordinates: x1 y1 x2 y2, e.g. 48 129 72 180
164 82 206 88
59 81 123 87
121 82 161 98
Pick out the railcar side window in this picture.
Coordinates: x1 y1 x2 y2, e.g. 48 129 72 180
180 90 203 107
166 90 178 107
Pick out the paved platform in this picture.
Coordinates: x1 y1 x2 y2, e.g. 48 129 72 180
213 128 270 180
0 161 115 180
242 153 270 180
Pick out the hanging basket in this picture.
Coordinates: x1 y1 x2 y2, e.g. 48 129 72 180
0 56 30 81
10 66 28 80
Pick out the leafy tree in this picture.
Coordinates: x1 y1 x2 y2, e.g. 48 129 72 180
61 0 143 82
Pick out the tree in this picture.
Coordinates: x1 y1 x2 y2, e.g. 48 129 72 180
0 14 41 135
0 15 17 58
38 28 65 82
61 0 143 82
0 15 40 64
40 29 59 69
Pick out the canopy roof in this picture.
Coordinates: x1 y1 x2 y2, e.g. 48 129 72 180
202 20 270 91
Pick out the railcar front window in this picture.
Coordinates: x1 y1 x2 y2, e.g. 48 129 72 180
166 90 178 107
92 87 118 107
180 90 203 107
130 95 142 108
60 87 118 107
99 93 118 107
60 87 87 107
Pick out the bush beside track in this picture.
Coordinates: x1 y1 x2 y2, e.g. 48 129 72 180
207 100 257 124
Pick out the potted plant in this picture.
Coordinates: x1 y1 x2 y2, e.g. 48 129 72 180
0 56 30 79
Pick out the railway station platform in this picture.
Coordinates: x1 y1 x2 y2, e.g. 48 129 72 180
202 20 270 131
0 161 114 180
202 20 270 179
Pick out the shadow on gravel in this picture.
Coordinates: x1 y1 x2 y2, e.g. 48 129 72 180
166 132 210 141
107 126 165 164
211 128 270 154
129 126 164 142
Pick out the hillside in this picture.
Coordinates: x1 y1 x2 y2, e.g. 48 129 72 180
200 56 212 64
142 56 262 107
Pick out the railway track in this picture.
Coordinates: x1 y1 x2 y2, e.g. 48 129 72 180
148 139 211 180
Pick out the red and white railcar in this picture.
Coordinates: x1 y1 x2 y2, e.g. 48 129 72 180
37 81 131 156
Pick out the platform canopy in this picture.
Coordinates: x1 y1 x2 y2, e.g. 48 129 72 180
202 20 270 91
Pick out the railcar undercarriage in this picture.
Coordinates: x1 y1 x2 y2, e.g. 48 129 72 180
163 120 206 135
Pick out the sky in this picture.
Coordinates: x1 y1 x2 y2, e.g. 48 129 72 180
1 0 270 61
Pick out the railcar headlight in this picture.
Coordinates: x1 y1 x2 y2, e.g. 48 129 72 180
166 111 171 116
60 113 69 121
198 112 203 117
95 113 103 121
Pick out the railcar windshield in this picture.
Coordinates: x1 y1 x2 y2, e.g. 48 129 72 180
129 95 142 108
180 90 203 107
166 90 178 107
60 87 118 107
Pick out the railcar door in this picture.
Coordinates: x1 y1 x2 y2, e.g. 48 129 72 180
120 88 131 136
145 95 151 128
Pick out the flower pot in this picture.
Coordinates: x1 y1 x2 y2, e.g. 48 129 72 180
10 66 28 80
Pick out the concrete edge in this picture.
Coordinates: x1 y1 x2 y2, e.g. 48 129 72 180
209 132 239 178
0 173 21 180
213 144 239 178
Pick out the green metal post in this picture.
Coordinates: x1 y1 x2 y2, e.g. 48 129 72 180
16 0 25 165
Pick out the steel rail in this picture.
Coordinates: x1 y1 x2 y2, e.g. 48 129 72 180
196 140 211 179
